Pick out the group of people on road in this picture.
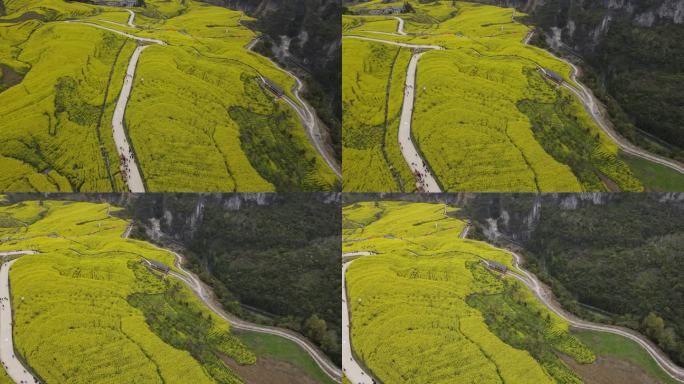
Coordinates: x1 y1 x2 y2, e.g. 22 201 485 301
118 146 135 182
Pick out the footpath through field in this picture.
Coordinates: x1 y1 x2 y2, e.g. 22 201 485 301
503 249 684 383
0 251 40 384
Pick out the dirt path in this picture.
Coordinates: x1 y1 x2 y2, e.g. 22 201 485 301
345 35 443 192
111 44 148 192
398 51 441 192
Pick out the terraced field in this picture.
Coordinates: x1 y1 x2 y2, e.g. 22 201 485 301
0 0 336 192
342 1 655 192
0 199 333 383
342 201 595 383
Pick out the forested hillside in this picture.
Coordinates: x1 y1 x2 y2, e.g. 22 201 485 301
175 194 342 365
465 193 684 366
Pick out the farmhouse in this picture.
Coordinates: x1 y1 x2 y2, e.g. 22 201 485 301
484 260 508 274
261 77 284 97
92 0 137 7
147 260 170 274
542 68 564 84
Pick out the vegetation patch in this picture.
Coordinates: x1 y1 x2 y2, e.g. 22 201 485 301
129 282 255 384
230 104 331 192
467 263 594 384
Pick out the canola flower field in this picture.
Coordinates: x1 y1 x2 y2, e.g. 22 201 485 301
342 201 595 383
0 0 336 192
0 199 324 383
342 1 646 192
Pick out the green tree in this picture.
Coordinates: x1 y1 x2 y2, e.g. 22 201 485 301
304 314 328 344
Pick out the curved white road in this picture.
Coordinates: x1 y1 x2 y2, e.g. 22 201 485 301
67 16 166 192
282 76 342 179
0 251 40 384
247 38 342 179
394 16 407 36
524 31 684 175
345 35 443 192
399 52 441 192
504 250 684 383
341 253 376 384
126 9 136 28
143 248 342 383
111 44 149 193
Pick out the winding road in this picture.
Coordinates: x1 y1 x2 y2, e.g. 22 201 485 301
126 9 136 28
394 16 407 36
246 38 342 179
341 215 684 383
143 247 342 383
112 44 150 193
503 249 684 383
524 31 684 175
399 51 441 192
125 223 341 382
0 251 40 384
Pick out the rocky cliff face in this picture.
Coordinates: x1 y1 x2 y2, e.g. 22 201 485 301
2 193 338 243
476 0 684 50
466 193 684 243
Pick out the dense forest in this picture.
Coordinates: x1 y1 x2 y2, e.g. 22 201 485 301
465 193 684 366
2 193 342 365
